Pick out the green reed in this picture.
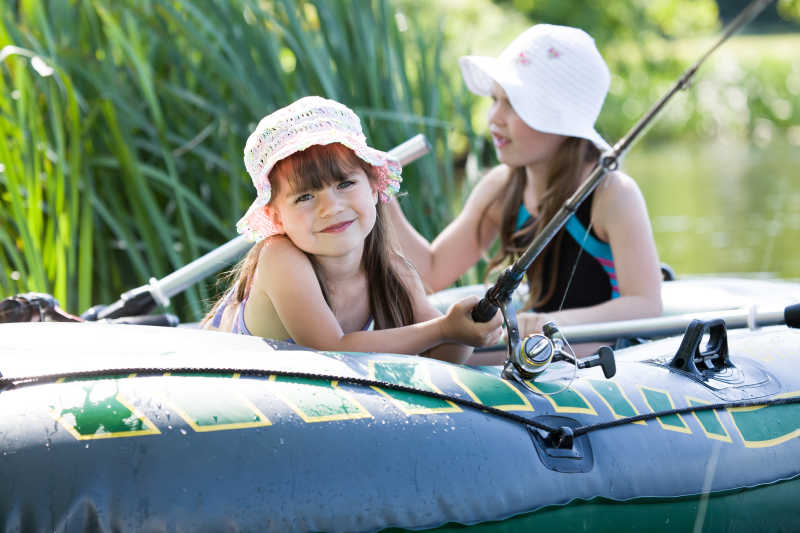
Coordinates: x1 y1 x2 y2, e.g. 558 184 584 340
0 0 474 320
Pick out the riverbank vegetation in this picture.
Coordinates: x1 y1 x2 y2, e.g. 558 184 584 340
1 0 797 319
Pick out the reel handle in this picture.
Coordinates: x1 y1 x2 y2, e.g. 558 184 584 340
577 346 617 379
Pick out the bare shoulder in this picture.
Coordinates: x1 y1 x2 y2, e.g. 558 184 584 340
592 170 650 240
258 235 304 261
594 170 647 215
474 164 512 197
462 164 512 226
253 235 314 287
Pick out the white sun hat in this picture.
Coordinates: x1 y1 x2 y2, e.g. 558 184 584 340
459 24 611 152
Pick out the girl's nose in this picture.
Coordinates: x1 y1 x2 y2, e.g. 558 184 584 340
317 187 343 217
488 101 505 126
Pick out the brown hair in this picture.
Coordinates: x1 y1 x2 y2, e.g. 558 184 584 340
483 137 599 310
203 143 415 331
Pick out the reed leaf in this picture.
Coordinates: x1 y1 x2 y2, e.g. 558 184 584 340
1 0 472 320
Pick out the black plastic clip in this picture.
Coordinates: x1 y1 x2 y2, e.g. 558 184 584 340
669 319 732 378
544 426 575 450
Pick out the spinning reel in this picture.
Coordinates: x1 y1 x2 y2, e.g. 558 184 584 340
498 301 616 385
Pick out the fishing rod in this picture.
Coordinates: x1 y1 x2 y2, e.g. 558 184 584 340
83 134 431 322
469 0 778 380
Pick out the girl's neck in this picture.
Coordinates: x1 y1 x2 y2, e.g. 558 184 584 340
312 248 365 285
523 159 595 210
523 163 551 214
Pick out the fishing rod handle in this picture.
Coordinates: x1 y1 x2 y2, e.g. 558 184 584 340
471 298 499 323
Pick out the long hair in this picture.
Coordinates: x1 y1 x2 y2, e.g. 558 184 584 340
482 137 600 311
203 143 415 331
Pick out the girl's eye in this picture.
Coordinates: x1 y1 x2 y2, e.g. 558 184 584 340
294 193 313 204
338 179 356 190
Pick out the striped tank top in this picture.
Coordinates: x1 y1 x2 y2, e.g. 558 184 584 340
516 191 618 312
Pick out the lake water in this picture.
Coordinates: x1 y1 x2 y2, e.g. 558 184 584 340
625 136 800 280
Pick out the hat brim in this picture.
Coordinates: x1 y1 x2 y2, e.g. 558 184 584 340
458 56 611 153
236 135 402 242
459 55 523 97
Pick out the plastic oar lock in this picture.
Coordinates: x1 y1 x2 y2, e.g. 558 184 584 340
506 322 617 381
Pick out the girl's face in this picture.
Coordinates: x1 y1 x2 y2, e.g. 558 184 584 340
272 167 378 259
488 82 566 171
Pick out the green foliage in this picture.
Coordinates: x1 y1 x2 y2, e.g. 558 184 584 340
0 0 474 319
493 0 720 43
2 0 798 321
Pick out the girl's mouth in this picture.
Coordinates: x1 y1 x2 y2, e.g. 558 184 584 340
320 220 354 233
492 133 510 148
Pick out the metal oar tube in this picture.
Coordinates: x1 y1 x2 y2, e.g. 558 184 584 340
559 306 788 344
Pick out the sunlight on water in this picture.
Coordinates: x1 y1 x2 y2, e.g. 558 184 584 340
626 136 800 280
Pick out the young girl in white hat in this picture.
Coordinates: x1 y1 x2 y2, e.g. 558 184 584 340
388 24 662 356
203 96 502 362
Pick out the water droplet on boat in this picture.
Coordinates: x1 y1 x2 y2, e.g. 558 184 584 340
180 428 187 435
85 444 90 449
167 425 173 430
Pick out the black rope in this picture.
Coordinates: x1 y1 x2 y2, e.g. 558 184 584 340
4 366 798 444
0 366 560 434
573 395 800 437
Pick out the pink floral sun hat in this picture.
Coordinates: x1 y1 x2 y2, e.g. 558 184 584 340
236 96 402 242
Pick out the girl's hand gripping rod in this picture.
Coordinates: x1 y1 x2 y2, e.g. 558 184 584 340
470 0 778 381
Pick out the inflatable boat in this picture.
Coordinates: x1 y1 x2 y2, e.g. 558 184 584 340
2 280 799 531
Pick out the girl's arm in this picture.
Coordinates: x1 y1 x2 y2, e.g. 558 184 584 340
517 171 663 335
396 257 503 363
386 165 509 292
249 237 502 362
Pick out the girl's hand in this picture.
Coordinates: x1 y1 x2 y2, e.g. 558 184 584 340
516 311 556 337
442 296 504 347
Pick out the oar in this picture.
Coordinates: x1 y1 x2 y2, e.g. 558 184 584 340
559 302 800 343
87 134 431 320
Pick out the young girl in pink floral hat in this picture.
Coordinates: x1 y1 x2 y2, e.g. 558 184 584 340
203 96 502 362
388 25 663 359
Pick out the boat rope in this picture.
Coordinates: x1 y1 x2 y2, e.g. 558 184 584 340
3 366 800 445
572 394 800 438
0 367 561 434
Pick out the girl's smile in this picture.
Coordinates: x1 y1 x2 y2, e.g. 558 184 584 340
491 131 510 148
319 219 355 233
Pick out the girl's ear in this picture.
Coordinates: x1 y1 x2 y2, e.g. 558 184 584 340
265 204 285 234
371 184 379 205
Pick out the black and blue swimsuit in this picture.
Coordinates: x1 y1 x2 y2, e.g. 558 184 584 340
516 192 618 313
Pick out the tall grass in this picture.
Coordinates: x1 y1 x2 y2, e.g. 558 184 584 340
0 0 474 320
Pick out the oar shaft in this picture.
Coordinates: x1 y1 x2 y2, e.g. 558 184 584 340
560 306 786 343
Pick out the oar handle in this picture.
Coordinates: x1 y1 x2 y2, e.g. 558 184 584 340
786 303 800 329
